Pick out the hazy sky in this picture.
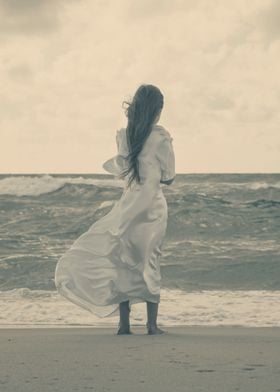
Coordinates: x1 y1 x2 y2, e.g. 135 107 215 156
1 0 280 173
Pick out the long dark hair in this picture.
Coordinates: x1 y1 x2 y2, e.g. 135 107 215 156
119 84 164 188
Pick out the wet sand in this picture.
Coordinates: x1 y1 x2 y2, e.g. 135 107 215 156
0 326 280 392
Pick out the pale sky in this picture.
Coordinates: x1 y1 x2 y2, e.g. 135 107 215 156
1 0 280 173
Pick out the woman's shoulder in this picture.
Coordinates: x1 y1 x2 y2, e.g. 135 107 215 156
152 124 173 142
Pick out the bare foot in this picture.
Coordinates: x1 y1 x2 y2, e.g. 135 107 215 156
117 326 133 335
147 325 167 335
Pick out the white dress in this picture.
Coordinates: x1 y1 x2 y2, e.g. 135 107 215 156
54 124 176 317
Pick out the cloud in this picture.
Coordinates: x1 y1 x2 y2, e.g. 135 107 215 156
205 93 235 111
1 0 280 172
0 0 68 35
1 0 49 13
126 0 198 19
7 63 34 81
257 0 280 43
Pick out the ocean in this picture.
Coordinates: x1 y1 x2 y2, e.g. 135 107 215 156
0 173 280 328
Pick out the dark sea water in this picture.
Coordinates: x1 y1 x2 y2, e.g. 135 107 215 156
1 173 280 293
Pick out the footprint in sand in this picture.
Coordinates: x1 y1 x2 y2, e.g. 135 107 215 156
245 363 265 367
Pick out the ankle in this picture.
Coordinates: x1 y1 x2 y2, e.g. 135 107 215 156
146 322 157 329
119 321 130 327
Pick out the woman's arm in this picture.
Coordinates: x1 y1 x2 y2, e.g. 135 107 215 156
156 131 176 186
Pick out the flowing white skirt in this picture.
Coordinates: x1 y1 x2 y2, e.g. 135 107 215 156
54 182 168 317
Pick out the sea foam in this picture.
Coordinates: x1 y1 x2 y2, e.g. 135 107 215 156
0 174 123 196
1 288 280 328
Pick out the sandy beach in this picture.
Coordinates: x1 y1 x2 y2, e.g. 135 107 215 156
1 326 280 392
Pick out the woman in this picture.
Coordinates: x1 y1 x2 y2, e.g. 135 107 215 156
54 84 176 335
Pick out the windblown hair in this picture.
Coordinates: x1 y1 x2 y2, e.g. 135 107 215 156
119 84 164 188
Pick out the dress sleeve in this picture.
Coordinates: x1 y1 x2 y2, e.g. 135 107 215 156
116 129 128 157
102 129 128 176
156 132 176 181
